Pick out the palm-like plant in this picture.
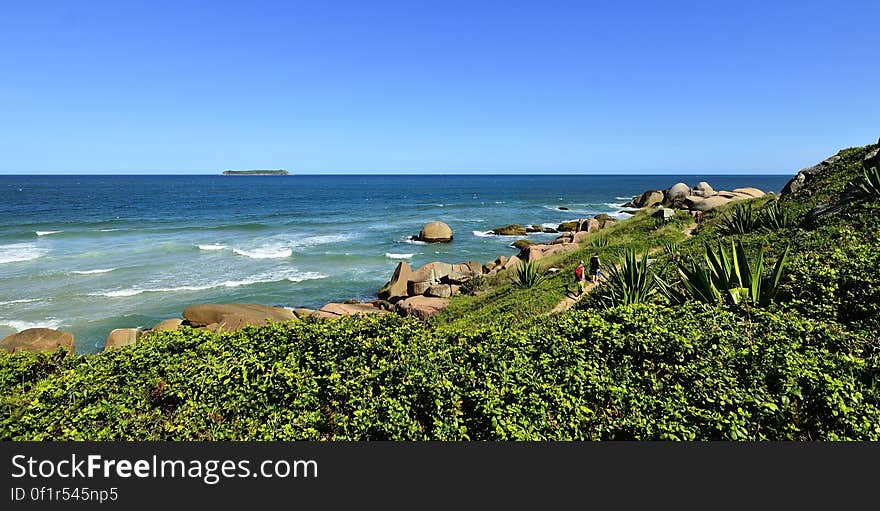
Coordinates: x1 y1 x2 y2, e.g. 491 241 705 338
600 249 656 308
658 241 790 307
719 204 757 235
856 166 880 198
759 200 794 230
512 260 546 289
590 236 610 248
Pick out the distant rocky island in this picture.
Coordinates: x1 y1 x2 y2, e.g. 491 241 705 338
222 169 290 176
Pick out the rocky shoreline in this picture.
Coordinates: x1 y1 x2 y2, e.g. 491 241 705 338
0 177 775 355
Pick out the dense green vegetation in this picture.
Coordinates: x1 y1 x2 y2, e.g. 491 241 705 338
2 141 878 440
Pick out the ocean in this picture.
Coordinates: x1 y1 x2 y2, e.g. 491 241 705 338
0 174 790 352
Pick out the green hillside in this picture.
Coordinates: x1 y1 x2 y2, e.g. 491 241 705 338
2 141 878 440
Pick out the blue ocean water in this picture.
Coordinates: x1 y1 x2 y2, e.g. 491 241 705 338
0 174 790 352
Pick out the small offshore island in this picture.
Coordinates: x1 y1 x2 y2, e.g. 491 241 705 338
222 169 290 176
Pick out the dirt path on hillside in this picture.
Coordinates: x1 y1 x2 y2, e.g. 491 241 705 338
547 222 698 314
550 281 598 313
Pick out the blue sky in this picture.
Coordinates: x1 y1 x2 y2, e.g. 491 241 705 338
1 0 877 174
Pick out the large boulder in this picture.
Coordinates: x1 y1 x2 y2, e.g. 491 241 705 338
152 318 183 331
550 233 574 245
425 284 452 298
407 280 433 296
442 272 473 285
492 224 527 236
573 231 591 243
665 183 691 204
0 328 74 353
557 221 578 232
410 261 455 284
578 218 601 232
465 260 483 274
692 182 714 197
632 190 665 208
182 304 297 332
731 187 765 198
395 296 450 319
501 255 522 271
378 261 413 301
686 196 733 211
415 221 453 243
104 328 143 350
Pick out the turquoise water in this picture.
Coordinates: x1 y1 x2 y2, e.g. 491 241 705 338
0 174 790 352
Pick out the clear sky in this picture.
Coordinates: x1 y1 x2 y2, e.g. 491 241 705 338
1 0 877 175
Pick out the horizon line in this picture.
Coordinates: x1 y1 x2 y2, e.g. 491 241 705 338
0 171 795 176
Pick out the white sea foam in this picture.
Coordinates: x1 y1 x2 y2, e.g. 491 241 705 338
285 271 328 283
233 246 292 259
0 243 49 264
71 268 115 275
385 253 415 259
615 196 632 200
472 230 495 238
610 211 634 219
604 202 626 208
198 244 227 251
0 299 40 306
402 238 427 245
90 269 328 297
99 229 121 232
35 230 61 236
0 319 63 332
541 222 559 230
295 233 357 246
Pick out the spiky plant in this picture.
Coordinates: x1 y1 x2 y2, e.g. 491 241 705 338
658 241 790 307
719 203 757 235
759 200 794 230
512 259 546 289
856 166 880 198
590 236 610 248
599 249 656 308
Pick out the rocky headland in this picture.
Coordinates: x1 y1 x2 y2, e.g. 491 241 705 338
1 174 788 355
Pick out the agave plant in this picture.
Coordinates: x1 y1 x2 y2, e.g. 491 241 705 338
658 241 790 307
857 166 880 198
512 259 546 289
590 235 610 248
759 200 794 230
599 249 656 308
719 204 757 235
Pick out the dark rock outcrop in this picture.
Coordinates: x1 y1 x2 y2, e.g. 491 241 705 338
492 224 527 236
781 155 842 196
